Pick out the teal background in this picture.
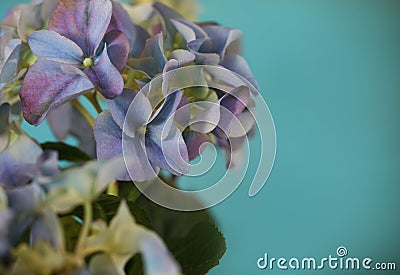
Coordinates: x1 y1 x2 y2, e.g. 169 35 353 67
2 0 400 274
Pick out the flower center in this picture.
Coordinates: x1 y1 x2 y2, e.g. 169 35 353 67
137 125 147 136
83 57 94 69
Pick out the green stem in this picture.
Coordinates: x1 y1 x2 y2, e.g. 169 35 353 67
85 91 103 114
75 201 92 255
107 180 119 196
71 99 95 128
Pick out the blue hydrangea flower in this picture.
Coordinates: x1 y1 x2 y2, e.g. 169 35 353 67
95 88 189 182
20 0 130 125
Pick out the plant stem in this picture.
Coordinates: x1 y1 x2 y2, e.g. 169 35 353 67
85 91 103 114
71 99 95 128
75 201 92 255
107 180 119 196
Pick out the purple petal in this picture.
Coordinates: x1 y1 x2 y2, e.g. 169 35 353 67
202 26 242 58
187 38 220 65
148 89 182 140
104 30 129 72
20 60 93 125
48 102 96 157
94 110 130 181
48 0 112 55
124 135 160 182
108 1 149 58
146 125 189 176
140 34 167 73
0 136 43 189
221 54 259 91
152 2 182 45
107 88 138 129
30 210 63 250
28 30 83 64
183 131 210 161
47 103 73 139
84 45 124 99
171 18 207 42
36 150 60 178
6 183 42 212
219 86 250 115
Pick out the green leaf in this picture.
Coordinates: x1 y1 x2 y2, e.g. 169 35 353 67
60 216 82 252
167 222 226 275
135 193 227 275
41 142 92 162
71 194 152 229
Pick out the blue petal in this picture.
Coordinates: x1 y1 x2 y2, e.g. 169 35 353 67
202 25 242 57
94 110 131 181
124 135 160 182
28 30 83 64
221 55 259 91
146 125 189 176
148 89 182 140
0 135 43 188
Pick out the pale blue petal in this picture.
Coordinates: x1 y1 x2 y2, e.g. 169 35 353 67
28 30 83 64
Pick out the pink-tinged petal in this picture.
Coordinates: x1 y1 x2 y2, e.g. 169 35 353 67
104 30 129 71
219 85 250 115
84 46 123 99
146 125 189 176
28 30 83 64
108 1 149 58
20 60 93 125
48 0 112 55
220 54 259 91
183 131 210 161
148 89 182 140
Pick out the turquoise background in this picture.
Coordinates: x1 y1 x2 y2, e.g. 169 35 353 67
2 1 400 274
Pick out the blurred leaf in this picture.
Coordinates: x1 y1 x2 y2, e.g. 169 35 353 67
167 222 226 275
72 194 152 229
60 216 81 252
41 142 91 162
125 254 144 275
136 192 226 275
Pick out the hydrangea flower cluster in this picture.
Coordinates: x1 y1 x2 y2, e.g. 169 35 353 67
0 0 259 273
